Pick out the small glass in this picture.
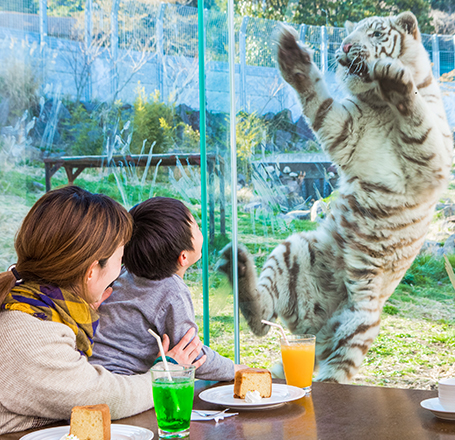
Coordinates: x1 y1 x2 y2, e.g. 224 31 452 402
151 364 195 438
280 335 316 393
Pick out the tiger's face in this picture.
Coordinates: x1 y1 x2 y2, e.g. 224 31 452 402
335 12 422 95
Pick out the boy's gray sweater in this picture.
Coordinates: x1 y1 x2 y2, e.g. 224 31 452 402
90 269 235 381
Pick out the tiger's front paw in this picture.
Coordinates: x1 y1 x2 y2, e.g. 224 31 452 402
277 25 315 95
217 243 249 283
371 58 415 115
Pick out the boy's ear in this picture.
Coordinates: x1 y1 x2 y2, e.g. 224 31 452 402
178 251 190 268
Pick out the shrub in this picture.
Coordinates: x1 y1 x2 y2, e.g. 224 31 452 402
131 87 175 154
60 102 104 156
236 111 265 180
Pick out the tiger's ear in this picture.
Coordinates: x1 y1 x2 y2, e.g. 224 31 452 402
344 20 355 35
395 11 420 41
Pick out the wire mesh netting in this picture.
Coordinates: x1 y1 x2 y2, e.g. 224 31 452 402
327 26 346 71
0 1 454 83
439 35 455 75
205 9 229 63
163 4 198 57
119 1 158 52
245 17 279 68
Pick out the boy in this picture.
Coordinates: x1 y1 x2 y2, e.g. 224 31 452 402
90 197 241 380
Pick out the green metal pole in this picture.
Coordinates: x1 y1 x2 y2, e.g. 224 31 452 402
227 0 240 364
198 0 210 347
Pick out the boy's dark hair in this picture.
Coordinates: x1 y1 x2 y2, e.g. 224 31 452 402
123 197 194 280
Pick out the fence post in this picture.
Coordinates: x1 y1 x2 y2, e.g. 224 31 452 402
321 25 328 74
39 0 48 45
156 3 166 101
239 16 249 110
299 23 306 43
39 0 47 83
84 0 92 102
453 35 455 74
432 34 440 79
110 0 119 100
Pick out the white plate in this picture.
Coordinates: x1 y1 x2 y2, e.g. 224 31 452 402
421 398 455 421
199 383 305 410
20 424 154 440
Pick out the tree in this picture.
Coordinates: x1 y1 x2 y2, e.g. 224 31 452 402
235 0 434 33
431 0 455 14
0 0 37 13
430 9 455 34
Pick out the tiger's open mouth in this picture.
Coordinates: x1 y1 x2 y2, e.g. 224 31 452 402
338 55 369 79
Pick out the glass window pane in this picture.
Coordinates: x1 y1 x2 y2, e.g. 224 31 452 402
228 0 455 390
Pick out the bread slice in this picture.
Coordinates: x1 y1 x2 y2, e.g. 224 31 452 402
70 404 111 440
233 368 272 399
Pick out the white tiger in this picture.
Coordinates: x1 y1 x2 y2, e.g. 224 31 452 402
219 12 453 383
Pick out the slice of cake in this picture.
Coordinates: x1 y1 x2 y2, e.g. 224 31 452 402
70 404 111 440
233 368 272 399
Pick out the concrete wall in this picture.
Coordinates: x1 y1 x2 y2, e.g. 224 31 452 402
0 26 454 130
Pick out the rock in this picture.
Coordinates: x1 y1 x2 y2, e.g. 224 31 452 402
31 181 45 191
289 172 298 178
80 101 97 114
244 201 262 212
310 199 327 222
188 110 200 132
263 112 275 122
274 109 293 125
443 234 455 255
275 129 292 149
283 210 311 220
420 240 443 257
435 203 455 218
295 115 314 140
238 173 246 187
175 103 192 125
283 166 291 174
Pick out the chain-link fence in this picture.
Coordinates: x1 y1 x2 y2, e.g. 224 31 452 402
0 0 453 113
1 1 454 75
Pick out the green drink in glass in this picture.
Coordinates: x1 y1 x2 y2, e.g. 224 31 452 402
151 365 195 438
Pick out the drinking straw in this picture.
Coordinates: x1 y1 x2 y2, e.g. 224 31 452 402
148 328 173 381
148 329 181 412
261 319 290 345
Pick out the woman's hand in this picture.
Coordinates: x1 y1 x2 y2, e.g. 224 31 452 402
162 328 207 369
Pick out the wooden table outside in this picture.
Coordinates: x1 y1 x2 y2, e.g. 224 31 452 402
2 380 454 440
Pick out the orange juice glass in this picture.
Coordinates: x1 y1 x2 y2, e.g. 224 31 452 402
280 335 316 392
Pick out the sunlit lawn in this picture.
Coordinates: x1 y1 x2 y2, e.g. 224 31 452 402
2 167 455 390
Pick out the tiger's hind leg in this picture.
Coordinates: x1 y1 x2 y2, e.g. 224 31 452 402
314 298 381 383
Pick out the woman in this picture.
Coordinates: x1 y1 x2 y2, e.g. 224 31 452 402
0 186 205 434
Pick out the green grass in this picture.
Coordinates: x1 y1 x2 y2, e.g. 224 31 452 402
1 162 455 390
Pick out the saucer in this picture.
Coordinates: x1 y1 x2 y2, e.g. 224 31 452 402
421 398 455 420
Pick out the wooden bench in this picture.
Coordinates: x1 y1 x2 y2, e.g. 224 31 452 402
43 153 226 242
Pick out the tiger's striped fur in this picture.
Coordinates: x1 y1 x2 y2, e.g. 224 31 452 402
218 12 453 383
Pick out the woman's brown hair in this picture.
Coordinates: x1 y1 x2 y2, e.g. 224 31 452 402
0 186 132 304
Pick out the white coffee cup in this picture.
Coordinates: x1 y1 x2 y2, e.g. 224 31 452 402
438 378 455 411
